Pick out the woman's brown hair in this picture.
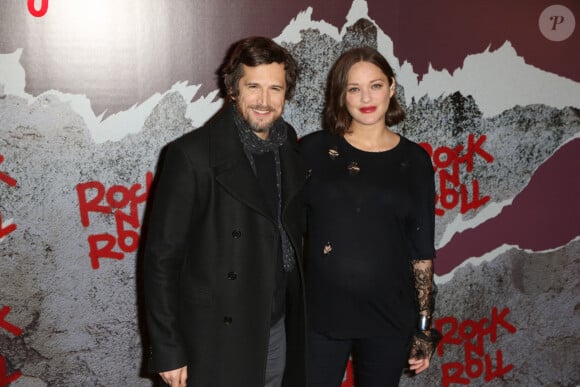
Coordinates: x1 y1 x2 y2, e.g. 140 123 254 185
324 47 406 135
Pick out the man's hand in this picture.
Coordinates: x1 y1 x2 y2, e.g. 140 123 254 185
160 366 187 386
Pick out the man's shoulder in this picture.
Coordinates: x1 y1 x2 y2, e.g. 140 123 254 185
284 121 298 142
170 108 231 149
165 129 209 163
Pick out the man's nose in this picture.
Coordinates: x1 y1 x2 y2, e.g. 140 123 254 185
257 89 270 105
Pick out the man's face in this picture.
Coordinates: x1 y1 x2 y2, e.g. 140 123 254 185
234 63 287 139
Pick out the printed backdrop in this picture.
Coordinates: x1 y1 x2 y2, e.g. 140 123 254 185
1 0 579 386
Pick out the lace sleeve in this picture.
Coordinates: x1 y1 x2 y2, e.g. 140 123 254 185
412 259 435 316
409 259 441 360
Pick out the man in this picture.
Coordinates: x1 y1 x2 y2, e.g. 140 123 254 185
143 37 306 387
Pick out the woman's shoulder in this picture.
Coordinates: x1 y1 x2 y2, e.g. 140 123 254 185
299 130 338 152
399 135 429 157
300 129 335 144
398 135 433 170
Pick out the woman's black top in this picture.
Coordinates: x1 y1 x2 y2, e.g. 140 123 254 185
301 130 435 339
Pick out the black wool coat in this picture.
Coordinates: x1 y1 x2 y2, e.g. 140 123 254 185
143 105 307 387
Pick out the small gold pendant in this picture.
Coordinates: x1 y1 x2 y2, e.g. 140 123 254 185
347 161 360 175
323 242 333 255
328 146 339 159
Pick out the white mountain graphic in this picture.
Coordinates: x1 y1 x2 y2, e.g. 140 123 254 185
1 0 579 144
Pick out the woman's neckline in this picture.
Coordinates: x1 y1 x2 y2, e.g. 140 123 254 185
341 131 402 154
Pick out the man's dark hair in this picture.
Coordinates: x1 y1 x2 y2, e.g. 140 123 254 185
221 36 298 101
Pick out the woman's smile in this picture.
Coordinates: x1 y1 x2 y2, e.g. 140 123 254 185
359 106 377 113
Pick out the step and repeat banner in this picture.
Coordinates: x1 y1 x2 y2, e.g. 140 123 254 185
1 0 579 385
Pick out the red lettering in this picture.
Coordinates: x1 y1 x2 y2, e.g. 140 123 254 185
433 146 456 170
464 338 484 378
106 185 132 209
0 307 22 336
458 319 479 341
460 179 490 214
439 170 460 210
0 155 17 187
133 172 153 203
441 362 469 387
115 204 140 252
489 307 517 342
435 316 462 357
341 358 354 386
421 134 494 216
0 355 21 387
439 161 460 187
484 350 514 381
457 134 494 172
88 234 124 270
27 0 49 17
477 307 517 343
436 308 517 385
434 204 445 217
0 156 18 238
0 213 17 240
76 182 111 227
80 173 152 268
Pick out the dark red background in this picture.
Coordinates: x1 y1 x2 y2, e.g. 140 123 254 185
1 0 578 116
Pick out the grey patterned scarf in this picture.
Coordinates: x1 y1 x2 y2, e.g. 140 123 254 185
233 105 296 272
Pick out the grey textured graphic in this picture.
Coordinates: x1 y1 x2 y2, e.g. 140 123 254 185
0 17 579 387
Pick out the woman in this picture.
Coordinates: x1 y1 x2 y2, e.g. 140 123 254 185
302 47 440 387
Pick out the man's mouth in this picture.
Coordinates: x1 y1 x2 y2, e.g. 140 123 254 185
251 105 274 116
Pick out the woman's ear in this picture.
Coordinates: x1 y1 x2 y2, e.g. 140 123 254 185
389 78 396 97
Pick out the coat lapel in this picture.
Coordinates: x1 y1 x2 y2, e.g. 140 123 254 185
209 107 276 223
279 132 305 210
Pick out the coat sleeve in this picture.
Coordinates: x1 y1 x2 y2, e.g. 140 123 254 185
143 140 198 373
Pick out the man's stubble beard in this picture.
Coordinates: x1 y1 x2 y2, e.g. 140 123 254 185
242 103 278 137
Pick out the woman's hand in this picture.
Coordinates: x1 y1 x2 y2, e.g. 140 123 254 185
407 329 441 374
408 355 430 374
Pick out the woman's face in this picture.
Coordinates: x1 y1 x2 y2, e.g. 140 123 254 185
344 61 394 130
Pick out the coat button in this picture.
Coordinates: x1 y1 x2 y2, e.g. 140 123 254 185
227 271 238 280
223 316 233 325
232 229 242 239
